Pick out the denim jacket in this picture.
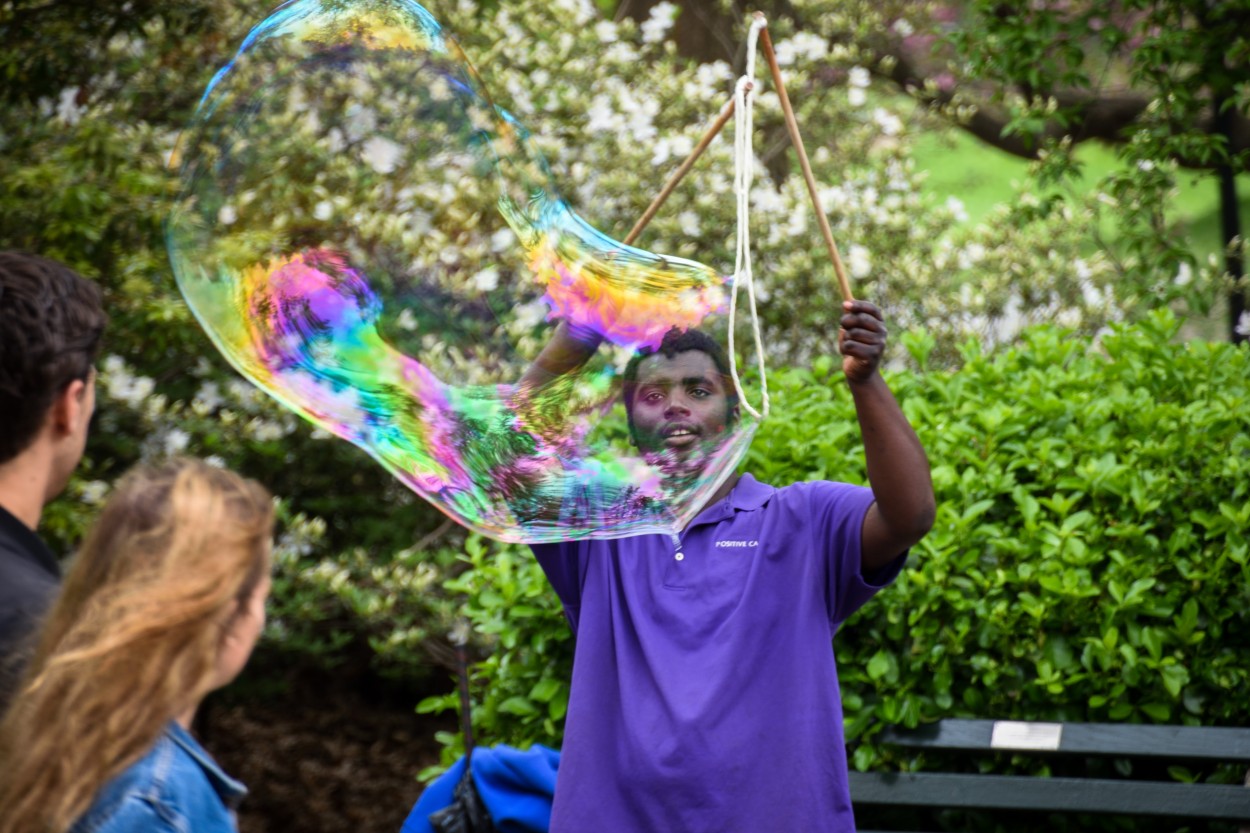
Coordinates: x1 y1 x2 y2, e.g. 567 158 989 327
71 721 247 833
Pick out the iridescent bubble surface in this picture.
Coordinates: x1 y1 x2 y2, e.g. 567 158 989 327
167 0 758 542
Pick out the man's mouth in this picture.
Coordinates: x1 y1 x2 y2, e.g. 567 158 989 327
663 425 699 447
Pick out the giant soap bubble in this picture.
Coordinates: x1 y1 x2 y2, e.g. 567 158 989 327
167 0 760 542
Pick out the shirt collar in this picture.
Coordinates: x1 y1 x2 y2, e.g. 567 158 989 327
167 722 248 808
727 473 774 511
0 503 60 579
687 472 774 529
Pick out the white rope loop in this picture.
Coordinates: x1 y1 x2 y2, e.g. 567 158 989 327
727 15 770 421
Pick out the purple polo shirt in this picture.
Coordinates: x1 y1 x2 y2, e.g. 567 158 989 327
532 473 905 833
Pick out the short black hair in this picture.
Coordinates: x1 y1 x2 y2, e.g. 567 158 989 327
622 328 739 437
0 252 107 463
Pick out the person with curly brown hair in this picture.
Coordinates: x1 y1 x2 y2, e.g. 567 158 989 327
0 251 106 708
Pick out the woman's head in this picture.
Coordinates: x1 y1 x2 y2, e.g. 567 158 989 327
50 457 274 696
0 457 273 832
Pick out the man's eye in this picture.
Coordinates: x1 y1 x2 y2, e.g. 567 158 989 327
690 388 710 398
644 392 664 402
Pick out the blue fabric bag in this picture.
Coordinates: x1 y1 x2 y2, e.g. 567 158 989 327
401 745 560 833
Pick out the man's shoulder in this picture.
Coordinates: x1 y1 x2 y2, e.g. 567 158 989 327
0 506 60 584
0 550 59 619
766 477 870 506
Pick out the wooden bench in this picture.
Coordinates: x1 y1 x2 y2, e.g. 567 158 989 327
850 719 1250 832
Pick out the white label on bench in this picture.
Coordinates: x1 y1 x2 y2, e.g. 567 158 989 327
990 721 1063 751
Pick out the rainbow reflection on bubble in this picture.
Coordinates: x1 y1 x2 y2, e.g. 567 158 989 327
167 0 758 543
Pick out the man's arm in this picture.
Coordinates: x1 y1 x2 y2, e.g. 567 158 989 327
838 300 936 573
516 321 604 394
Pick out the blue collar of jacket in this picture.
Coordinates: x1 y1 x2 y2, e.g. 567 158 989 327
168 722 248 808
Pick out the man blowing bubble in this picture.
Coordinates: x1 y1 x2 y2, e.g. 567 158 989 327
531 300 935 833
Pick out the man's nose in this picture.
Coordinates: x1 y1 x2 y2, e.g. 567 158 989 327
664 395 691 418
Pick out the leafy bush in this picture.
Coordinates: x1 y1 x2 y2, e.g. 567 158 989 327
417 537 573 773
422 311 1250 783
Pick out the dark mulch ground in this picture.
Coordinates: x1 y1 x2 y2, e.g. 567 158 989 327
196 666 457 833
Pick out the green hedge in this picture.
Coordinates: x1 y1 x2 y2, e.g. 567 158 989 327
420 311 1250 782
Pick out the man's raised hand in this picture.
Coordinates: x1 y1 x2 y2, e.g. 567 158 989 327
838 300 887 383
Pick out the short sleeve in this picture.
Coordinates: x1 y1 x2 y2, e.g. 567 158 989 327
530 541 584 632
810 482 906 626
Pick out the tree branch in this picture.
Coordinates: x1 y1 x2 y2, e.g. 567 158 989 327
878 37 1249 169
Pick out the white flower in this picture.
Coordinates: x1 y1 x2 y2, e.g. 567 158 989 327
774 32 828 66
678 211 701 236
1073 258 1092 281
1175 261 1192 286
1080 278 1103 306
696 61 733 89
362 136 402 174
490 227 514 252
163 429 190 455
1237 311 1250 338
56 87 85 125
585 94 622 134
945 196 968 223
471 267 500 291
205 456 227 469
819 185 847 210
892 19 915 37
217 205 238 226
79 480 109 505
957 243 987 270
751 186 786 215
250 419 286 443
193 382 224 413
396 309 418 331
651 137 674 166
848 66 871 88
847 87 866 107
872 107 903 136
640 1 679 44
847 244 872 279
514 300 547 331
313 200 333 221
1138 159 1155 172
594 20 618 43
669 134 694 160
618 89 660 142
227 379 263 409
104 360 156 408
604 41 640 64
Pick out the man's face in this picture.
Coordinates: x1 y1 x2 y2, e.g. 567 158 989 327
629 350 733 463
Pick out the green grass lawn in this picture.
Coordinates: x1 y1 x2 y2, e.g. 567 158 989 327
909 124 1250 263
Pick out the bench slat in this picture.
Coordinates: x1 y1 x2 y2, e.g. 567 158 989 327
879 719 1250 761
849 771 1250 820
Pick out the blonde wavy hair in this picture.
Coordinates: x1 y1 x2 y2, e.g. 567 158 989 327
0 457 273 833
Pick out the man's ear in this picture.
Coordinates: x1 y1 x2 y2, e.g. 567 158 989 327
47 378 89 438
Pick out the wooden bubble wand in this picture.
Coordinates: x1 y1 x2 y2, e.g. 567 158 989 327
624 12 854 303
